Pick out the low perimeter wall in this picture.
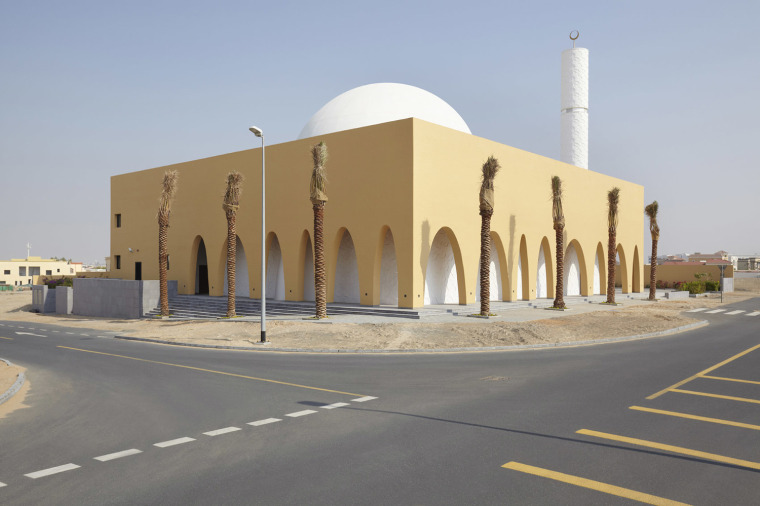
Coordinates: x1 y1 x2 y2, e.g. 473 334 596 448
32 286 57 313
73 279 177 319
644 264 734 291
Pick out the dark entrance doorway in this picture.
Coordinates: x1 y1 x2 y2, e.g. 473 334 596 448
135 262 142 281
195 239 209 295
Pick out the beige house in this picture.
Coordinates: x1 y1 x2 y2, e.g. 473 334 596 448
0 257 82 287
110 84 644 308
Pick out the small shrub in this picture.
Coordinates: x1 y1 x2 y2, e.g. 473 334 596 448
705 280 720 292
683 281 706 294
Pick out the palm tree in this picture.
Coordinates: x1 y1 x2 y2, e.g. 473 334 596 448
645 200 659 300
606 187 621 304
479 156 501 316
223 172 244 318
310 142 329 319
551 176 566 309
158 170 178 317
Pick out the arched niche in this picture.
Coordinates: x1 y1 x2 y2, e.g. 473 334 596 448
376 227 399 306
424 228 464 305
223 236 249 297
191 236 209 295
333 228 360 303
616 244 629 293
300 230 315 302
536 237 553 299
594 242 606 295
632 246 642 293
266 233 286 300
516 235 530 300
564 240 586 296
475 231 506 302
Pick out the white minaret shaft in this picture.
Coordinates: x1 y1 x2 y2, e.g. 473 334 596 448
561 47 589 169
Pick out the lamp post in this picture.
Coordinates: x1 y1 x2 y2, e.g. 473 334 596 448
249 125 266 343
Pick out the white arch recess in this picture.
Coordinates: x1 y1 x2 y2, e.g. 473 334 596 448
424 230 458 305
476 241 501 302
334 231 360 303
223 237 249 297
266 236 285 300
379 230 398 305
593 251 601 295
516 252 523 301
564 243 581 296
303 236 315 302
536 247 548 298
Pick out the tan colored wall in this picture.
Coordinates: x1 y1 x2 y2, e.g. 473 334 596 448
111 118 644 309
412 120 644 304
643 264 733 287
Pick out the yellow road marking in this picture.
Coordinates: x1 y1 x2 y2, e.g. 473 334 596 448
577 429 760 470
670 389 760 405
501 461 690 506
702 375 760 385
647 343 760 399
0 336 13 340
630 406 760 431
57 346 363 397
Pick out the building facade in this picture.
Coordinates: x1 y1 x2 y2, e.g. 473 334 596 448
0 257 82 287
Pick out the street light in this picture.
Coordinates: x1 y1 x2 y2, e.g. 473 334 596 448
249 125 266 343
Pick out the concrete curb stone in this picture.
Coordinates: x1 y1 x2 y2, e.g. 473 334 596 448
114 320 710 354
0 358 26 405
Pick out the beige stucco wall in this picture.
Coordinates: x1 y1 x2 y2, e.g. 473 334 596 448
643 264 733 287
111 118 644 308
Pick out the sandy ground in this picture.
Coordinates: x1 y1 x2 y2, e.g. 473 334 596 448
1 290 757 351
0 360 28 419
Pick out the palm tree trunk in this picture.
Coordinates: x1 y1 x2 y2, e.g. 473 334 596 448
649 238 658 300
479 211 492 316
158 220 169 316
313 201 327 319
226 211 236 318
607 230 616 303
553 226 565 309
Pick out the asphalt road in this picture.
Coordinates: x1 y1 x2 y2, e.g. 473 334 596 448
0 298 758 505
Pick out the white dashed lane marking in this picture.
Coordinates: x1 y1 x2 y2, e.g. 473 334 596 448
80 334 90 337
25 463 81 479
203 427 241 436
725 310 745 315
286 410 317 418
748 312 760 317
247 418 282 426
65 332 75 335
321 402 349 409
352 396 377 402
0 481 6 487
94 449 142 462
705 309 727 314
154 437 195 448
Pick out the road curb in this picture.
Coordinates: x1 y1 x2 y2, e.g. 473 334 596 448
114 319 710 354
0 358 26 405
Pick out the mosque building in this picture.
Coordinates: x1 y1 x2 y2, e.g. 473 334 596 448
110 44 644 309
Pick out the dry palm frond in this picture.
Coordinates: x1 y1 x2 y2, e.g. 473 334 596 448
310 141 328 203
158 170 179 224
223 172 244 212
645 200 659 240
479 156 500 213
607 187 621 230
551 176 564 228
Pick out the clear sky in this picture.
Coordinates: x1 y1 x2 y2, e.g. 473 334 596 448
1 1 757 264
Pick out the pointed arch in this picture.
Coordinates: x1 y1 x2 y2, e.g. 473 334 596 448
424 227 466 305
563 240 588 296
190 235 209 295
476 231 506 302
616 244 629 293
536 237 553 299
632 246 642 293
299 230 315 302
332 228 360 303
516 235 530 300
594 242 606 295
265 232 285 300
373 226 399 306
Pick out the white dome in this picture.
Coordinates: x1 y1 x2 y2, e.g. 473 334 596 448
298 83 471 139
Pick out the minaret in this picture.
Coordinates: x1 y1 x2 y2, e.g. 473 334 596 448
561 31 589 169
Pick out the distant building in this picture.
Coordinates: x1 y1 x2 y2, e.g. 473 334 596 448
688 250 729 263
0 257 82 287
737 257 760 271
